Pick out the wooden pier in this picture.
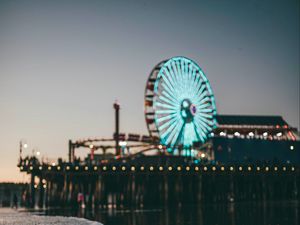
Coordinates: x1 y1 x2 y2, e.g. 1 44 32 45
18 158 299 208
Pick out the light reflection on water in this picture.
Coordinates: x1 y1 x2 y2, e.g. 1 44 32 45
40 201 299 225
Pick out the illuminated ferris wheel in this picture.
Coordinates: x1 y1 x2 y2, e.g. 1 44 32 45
145 56 217 149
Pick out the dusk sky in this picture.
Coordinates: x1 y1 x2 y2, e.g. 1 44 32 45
0 0 299 182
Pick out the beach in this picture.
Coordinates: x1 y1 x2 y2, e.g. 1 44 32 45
0 208 103 225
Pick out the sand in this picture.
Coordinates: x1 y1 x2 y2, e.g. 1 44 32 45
0 208 103 225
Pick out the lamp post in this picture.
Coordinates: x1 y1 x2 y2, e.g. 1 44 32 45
19 140 28 162
114 101 120 156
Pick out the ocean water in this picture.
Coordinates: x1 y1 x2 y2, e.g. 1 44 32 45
37 201 299 225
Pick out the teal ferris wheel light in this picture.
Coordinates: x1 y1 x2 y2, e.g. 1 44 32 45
145 56 217 148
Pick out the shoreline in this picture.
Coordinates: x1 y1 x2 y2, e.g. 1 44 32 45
0 208 103 225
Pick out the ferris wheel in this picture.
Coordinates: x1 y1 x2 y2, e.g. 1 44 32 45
145 56 217 149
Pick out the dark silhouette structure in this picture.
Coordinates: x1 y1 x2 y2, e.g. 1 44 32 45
18 110 300 208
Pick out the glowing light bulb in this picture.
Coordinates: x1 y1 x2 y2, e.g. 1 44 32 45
182 100 189 108
234 132 240 137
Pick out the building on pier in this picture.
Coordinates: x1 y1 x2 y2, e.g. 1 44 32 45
213 115 300 164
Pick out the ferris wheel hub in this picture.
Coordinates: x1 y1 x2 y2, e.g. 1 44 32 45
181 99 195 123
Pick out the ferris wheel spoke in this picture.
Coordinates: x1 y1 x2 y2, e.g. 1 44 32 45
193 125 203 143
197 103 211 111
194 121 208 141
161 90 179 106
181 60 188 92
179 62 187 94
158 95 178 108
168 63 182 94
195 97 210 106
186 66 194 97
194 126 205 143
185 69 192 97
161 70 179 99
198 108 213 113
158 115 179 131
163 68 177 94
195 117 212 133
197 83 207 96
170 119 184 147
176 62 185 93
161 82 178 100
195 71 202 90
189 68 198 96
155 101 178 110
194 100 210 110
195 120 209 134
156 113 177 123
198 112 213 119
160 117 180 140
166 119 183 146
172 62 181 93
188 64 195 86
195 115 214 126
188 71 195 97
193 122 205 142
185 61 190 82
195 85 206 99
190 78 202 103
173 62 184 92
164 69 178 97
160 81 175 98
156 109 177 114
197 90 208 102
166 64 175 88
176 61 184 92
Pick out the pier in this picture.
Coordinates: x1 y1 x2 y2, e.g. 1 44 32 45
18 156 299 209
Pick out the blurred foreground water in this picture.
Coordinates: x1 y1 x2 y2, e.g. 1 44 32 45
29 200 299 225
